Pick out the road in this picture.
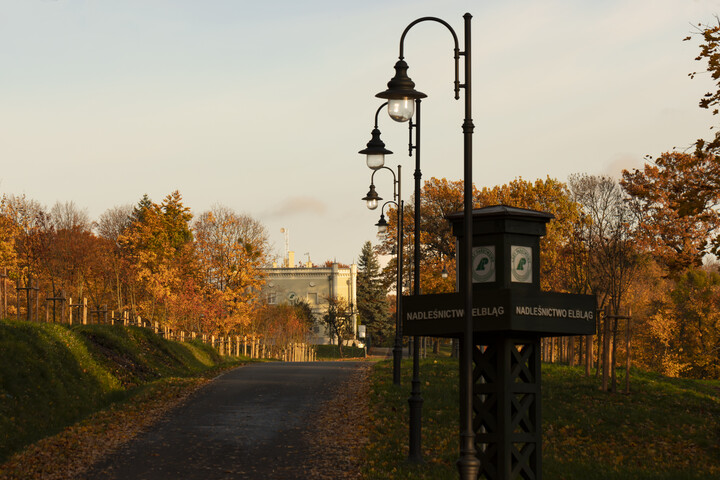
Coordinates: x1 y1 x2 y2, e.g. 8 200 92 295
82 361 365 480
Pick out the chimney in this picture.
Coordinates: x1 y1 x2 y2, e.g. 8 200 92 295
288 251 295 268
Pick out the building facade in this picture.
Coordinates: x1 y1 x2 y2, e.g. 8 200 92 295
261 252 358 345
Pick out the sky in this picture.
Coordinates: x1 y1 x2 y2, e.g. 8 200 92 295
2 0 720 265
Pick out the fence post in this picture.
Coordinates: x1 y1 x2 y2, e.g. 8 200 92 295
82 298 87 325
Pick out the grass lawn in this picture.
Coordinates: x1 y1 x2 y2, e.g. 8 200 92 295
363 357 720 479
0 320 241 463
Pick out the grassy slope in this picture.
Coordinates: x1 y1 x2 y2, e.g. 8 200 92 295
0 320 237 462
364 358 720 480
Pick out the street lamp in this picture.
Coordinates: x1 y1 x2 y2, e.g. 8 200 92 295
375 14 479 477
359 102 394 169
361 144 405 386
375 212 389 236
362 184 382 210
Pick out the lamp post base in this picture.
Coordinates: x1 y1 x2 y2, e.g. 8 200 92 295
392 341 402 385
457 445 481 479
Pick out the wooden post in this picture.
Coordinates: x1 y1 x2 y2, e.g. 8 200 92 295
82 298 88 325
16 277 35 322
34 280 39 322
624 308 632 394
585 333 593 376
601 306 611 391
0 267 7 319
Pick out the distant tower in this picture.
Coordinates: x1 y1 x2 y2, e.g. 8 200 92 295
280 228 290 267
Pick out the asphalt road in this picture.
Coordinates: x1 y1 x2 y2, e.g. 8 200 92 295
83 361 364 480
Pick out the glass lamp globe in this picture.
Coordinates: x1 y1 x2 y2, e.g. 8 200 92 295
366 154 385 170
366 198 379 210
388 98 414 122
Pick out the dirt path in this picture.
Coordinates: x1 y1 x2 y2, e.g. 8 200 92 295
0 361 371 480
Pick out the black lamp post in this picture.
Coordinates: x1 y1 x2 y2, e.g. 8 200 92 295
360 102 406 387
365 93 423 462
375 14 479 477
361 166 405 386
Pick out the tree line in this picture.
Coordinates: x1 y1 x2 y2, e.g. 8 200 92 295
0 191 313 345
372 163 720 381
362 23 720 382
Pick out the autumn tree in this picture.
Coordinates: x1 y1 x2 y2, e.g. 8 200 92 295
356 241 390 345
569 174 642 388
49 201 91 231
97 204 134 311
321 296 354 355
686 17 720 155
118 191 196 326
480 177 582 292
253 303 313 356
2 195 46 289
378 176 581 293
647 268 720 378
621 152 720 274
0 196 19 275
193 204 268 334
38 202 98 302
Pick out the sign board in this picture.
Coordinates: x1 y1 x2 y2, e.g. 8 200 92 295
402 288 596 337
358 325 366 339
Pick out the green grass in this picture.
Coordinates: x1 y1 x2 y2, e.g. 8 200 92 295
315 344 367 359
0 320 240 462
364 357 720 479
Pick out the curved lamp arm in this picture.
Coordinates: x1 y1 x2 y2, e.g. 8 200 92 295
369 165 398 201
398 17 461 100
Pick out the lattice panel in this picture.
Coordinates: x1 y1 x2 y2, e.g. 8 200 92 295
472 338 541 480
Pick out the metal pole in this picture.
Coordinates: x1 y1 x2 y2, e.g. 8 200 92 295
393 166 404 386
457 12 481 479
408 98 423 463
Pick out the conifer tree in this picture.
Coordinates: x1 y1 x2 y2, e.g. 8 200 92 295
357 241 391 345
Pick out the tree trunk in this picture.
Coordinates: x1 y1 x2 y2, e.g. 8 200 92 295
585 334 593 376
624 310 632 394
601 307 611 391
610 316 619 393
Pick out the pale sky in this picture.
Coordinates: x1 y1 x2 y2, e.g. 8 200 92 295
2 0 720 264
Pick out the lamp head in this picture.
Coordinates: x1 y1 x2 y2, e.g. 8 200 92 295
362 184 382 210
359 127 393 170
376 60 427 122
441 265 449 279
375 213 389 237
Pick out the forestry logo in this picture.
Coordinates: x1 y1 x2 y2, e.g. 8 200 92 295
511 246 532 283
472 246 496 283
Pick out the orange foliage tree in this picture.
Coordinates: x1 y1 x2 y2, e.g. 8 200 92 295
378 176 581 293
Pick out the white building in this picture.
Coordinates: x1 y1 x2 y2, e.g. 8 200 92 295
261 251 358 345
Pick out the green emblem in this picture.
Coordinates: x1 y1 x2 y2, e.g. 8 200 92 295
511 246 532 283
472 246 496 283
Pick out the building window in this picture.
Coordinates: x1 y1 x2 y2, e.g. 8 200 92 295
267 292 277 304
308 292 318 305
